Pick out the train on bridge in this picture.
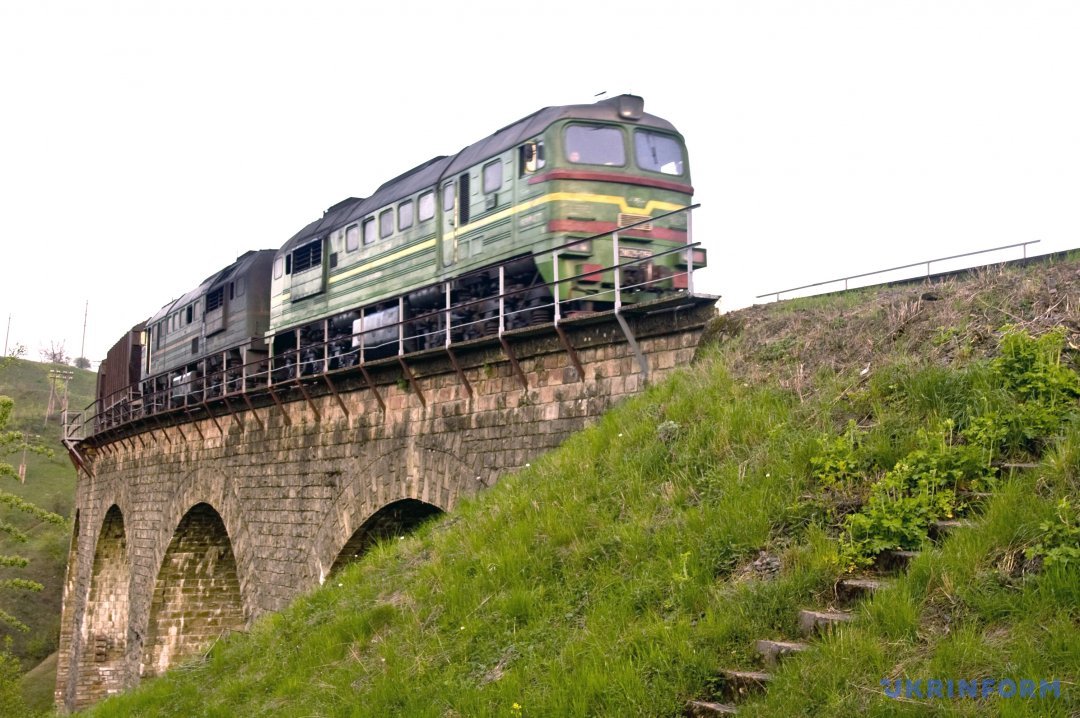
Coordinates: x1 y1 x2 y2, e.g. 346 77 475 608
89 94 705 434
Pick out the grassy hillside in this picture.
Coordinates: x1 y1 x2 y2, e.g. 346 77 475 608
87 257 1078 716
0 358 94 711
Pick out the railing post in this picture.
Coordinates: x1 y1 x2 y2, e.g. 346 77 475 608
267 335 275 388
498 264 506 336
686 208 694 296
359 307 365 364
398 296 405 356
613 231 621 312
552 251 561 324
444 281 452 348
323 319 329 372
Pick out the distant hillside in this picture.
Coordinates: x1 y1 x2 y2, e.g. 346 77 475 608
88 255 1078 717
0 358 94 711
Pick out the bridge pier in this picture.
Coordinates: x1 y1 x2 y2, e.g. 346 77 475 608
55 298 715 711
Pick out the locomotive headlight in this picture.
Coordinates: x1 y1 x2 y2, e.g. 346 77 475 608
617 95 644 120
564 240 592 255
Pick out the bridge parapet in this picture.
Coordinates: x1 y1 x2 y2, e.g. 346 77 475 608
55 295 715 712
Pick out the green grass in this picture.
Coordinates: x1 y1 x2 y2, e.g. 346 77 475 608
83 337 1078 716
76 258 1080 716
87 359 830 717
18 651 56 715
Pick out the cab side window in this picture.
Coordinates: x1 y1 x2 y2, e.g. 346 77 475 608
519 140 545 176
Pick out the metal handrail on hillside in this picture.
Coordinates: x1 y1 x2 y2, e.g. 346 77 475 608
757 240 1041 303
66 204 704 444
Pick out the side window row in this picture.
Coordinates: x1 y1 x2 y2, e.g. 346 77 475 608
159 300 201 335
273 151 518 276
349 190 437 252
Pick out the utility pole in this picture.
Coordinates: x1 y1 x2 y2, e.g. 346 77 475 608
45 369 74 428
3 314 9 356
79 300 88 363
18 431 27 484
44 371 56 428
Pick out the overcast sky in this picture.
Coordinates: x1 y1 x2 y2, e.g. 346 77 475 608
1 0 1078 369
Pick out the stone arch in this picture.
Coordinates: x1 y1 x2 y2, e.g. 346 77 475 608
328 498 445 575
139 469 256 624
141 502 245 677
75 505 130 708
310 438 473 583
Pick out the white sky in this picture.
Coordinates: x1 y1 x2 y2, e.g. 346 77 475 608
1 0 1078 367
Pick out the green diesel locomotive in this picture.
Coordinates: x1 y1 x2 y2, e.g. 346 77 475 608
84 94 703 434
268 94 703 375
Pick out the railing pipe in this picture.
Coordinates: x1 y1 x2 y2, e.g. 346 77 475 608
758 240 1041 301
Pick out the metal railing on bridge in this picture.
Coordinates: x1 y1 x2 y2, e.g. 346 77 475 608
65 205 706 447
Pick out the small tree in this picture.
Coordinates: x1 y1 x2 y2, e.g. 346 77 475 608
73 357 91 370
0 637 30 717
38 341 69 365
0 354 66 636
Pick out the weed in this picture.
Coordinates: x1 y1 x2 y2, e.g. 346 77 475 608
1026 498 1080 569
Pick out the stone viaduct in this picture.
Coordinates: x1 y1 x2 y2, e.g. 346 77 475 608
55 298 714 711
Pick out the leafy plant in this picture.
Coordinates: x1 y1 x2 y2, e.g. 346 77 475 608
1025 498 1080 569
810 423 867 489
838 441 991 568
963 327 1080 456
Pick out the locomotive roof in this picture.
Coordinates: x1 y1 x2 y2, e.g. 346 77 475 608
278 95 678 255
146 249 277 324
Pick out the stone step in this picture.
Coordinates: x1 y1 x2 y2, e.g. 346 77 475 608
754 639 808 666
798 609 854 637
685 699 738 716
929 519 971 540
836 577 885 602
875 549 920 572
715 669 772 701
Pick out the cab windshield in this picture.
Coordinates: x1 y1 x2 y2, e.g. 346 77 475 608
634 130 684 175
564 124 625 166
